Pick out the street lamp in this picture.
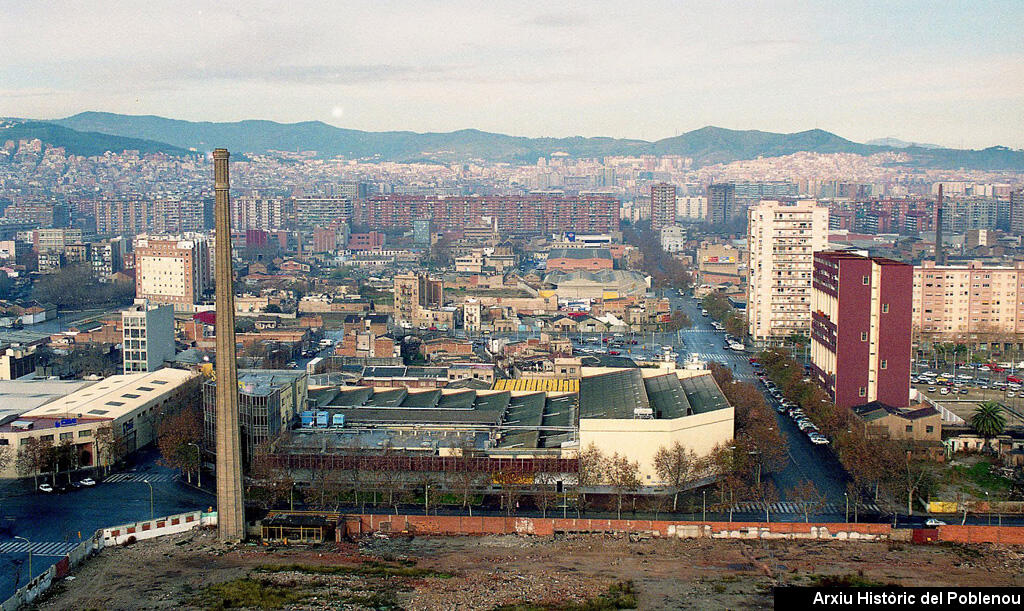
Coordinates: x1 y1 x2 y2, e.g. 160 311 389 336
141 479 154 520
14 536 31 579
702 490 707 522
844 492 849 523
187 442 202 488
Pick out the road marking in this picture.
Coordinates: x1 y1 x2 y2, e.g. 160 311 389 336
0 540 80 556
103 473 177 484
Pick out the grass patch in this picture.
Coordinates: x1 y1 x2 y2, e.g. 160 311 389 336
493 580 638 611
191 578 305 610
255 561 453 579
951 461 1010 493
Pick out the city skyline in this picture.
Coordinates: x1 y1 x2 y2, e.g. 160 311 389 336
2 1 1023 149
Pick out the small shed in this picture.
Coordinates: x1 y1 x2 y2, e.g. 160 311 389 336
260 513 335 544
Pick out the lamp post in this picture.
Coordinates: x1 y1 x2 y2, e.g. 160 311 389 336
187 442 201 488
14 536 31 579
844 492 849 523
142 479 154 520
702 490 707 522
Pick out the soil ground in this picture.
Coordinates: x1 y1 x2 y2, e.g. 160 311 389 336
31 529 1024 610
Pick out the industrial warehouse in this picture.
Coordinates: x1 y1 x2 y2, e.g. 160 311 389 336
258 361 735 487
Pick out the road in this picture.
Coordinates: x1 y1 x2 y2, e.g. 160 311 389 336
660 289 851 511
0 448 209 600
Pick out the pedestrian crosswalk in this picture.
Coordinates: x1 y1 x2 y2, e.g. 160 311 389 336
103 472 177 484
0 540 81 556
688 352 749 363
730 502 881 515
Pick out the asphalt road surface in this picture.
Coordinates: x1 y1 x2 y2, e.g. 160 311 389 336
0 448 209 600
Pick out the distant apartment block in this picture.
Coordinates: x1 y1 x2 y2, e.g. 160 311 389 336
912 260 1024 347
650 182 676 231
93 199 150 235
393 272 444 325
32 228 82 253
747 200 828 343
122 298 176 373
294 196 353 228
707 183 736 225
134 234 210 311
231 197 287 230
810 252 912 409
352 194 619 235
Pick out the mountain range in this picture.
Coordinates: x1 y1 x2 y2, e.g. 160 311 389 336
1 111 1021 170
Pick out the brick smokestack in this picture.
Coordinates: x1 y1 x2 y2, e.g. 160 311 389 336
213 148 245 541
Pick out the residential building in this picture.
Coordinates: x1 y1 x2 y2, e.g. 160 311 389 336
122 298 176 374
93 199 149 236
707 183 736 225
660 225 686 253
696 243 746 291
293 196 353 228
134 234 210 311
1011 188 1024 236
851 401 942 444
393 273 444 325
912 260 1024 347
347 231 386 251
810 252 913 409
650 182 676 231
231 197 287 230
747 200 828 343
90 237 126 281
33 228 82 253
677 196 707 222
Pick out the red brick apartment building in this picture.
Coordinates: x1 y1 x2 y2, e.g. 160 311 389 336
352 194 619 235
810 251 913 409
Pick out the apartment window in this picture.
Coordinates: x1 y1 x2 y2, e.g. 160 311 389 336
882 304 889 313
880 360 887 369
858 387 867 397
905 425 913 433
861 331 868 341
926 426 934 434
862 276 870 285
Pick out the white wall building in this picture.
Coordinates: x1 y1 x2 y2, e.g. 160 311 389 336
747 200 828 344
122 299 176 373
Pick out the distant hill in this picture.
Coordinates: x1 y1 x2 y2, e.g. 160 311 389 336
866 137 943 149
8 111 1020 170
0 119 189 157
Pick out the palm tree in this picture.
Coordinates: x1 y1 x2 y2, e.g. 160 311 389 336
971 401 1006 452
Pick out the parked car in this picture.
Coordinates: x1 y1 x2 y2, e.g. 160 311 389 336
939 388 950 395
925 519 947 526
38 483 53 493
701 309 709 317
79 477 96 487
927 387 937 392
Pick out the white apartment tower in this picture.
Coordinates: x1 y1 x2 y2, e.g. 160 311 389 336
747 200 828 344
122 298 176 373
134 234 210 311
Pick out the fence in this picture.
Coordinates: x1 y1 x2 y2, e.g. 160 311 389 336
0 509 212 611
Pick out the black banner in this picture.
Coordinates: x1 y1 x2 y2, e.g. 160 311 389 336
775 587 1024 609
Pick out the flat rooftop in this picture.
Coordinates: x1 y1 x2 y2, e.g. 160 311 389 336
0 379 98 425
578 368 729 420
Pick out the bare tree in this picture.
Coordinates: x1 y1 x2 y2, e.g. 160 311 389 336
575 443 606 517
644 494 672 520
93 426 124 476
534 483 559 518
789 481 826 522
653 441 700 512
494 469 527 516
247 444 294 510
0 444 12 476
607 453 642 520
16 437 51 487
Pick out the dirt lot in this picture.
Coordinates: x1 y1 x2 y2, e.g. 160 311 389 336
32 529 1024 610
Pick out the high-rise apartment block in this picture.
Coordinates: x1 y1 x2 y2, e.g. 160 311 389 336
811 252 912 409
122 298 176 374
32 228 82 253
707 183 736 225
352 194 619 235
912 260 1024 346
94 199 150 235
90 237 126 281
650 183 677 231
231 197 287 230
294 196 353 228
1011 188 1024 236
152 198 211 234
134 234 210 311
747 200 828 343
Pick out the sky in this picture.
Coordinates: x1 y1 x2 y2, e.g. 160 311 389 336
2 1 1023 149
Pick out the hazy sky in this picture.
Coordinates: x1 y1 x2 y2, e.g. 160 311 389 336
2 1 1023 148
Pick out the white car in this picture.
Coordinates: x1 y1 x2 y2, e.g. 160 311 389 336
79 477 96 486
925 518 947 527
939 388 950 395
39 483 53 493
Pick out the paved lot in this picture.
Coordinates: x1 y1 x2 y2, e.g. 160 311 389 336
0 448 209 599
913 383 1024 425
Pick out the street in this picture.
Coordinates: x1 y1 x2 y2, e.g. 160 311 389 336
0 448 209 599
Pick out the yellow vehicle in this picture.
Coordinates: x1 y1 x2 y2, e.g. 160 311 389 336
935 376 949 383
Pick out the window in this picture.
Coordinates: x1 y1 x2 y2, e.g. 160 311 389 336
880 360 887 369
60 432 73 441
78 429 92 438
863 276 870 285
858 387 867 397
882 304 889 313
861 331 868 341
40 434 54 442
926 426 934 434
905 425 913 433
